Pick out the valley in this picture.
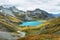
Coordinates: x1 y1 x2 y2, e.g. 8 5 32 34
0 6 60 40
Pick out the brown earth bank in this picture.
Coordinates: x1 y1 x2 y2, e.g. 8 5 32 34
17 34 60 40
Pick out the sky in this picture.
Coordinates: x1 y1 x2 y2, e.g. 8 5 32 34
0 0 60 14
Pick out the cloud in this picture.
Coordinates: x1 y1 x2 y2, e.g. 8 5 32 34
0 0 60 14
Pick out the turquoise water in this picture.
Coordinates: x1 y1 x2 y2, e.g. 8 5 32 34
20 21 43 26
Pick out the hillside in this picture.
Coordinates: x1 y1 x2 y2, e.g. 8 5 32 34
39 17 60 34
18 17 60 40
18 34 60 40
0 12 22 33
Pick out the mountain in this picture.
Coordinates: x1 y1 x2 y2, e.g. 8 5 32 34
0 6 24 17
25 9 54 20
52 13 60 17
0 6 54 21
0 6 15 17
9 6 20 12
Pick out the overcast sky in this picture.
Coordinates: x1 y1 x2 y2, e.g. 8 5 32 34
0 0 60 14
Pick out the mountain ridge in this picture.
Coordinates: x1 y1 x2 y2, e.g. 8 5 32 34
0 6 54 21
